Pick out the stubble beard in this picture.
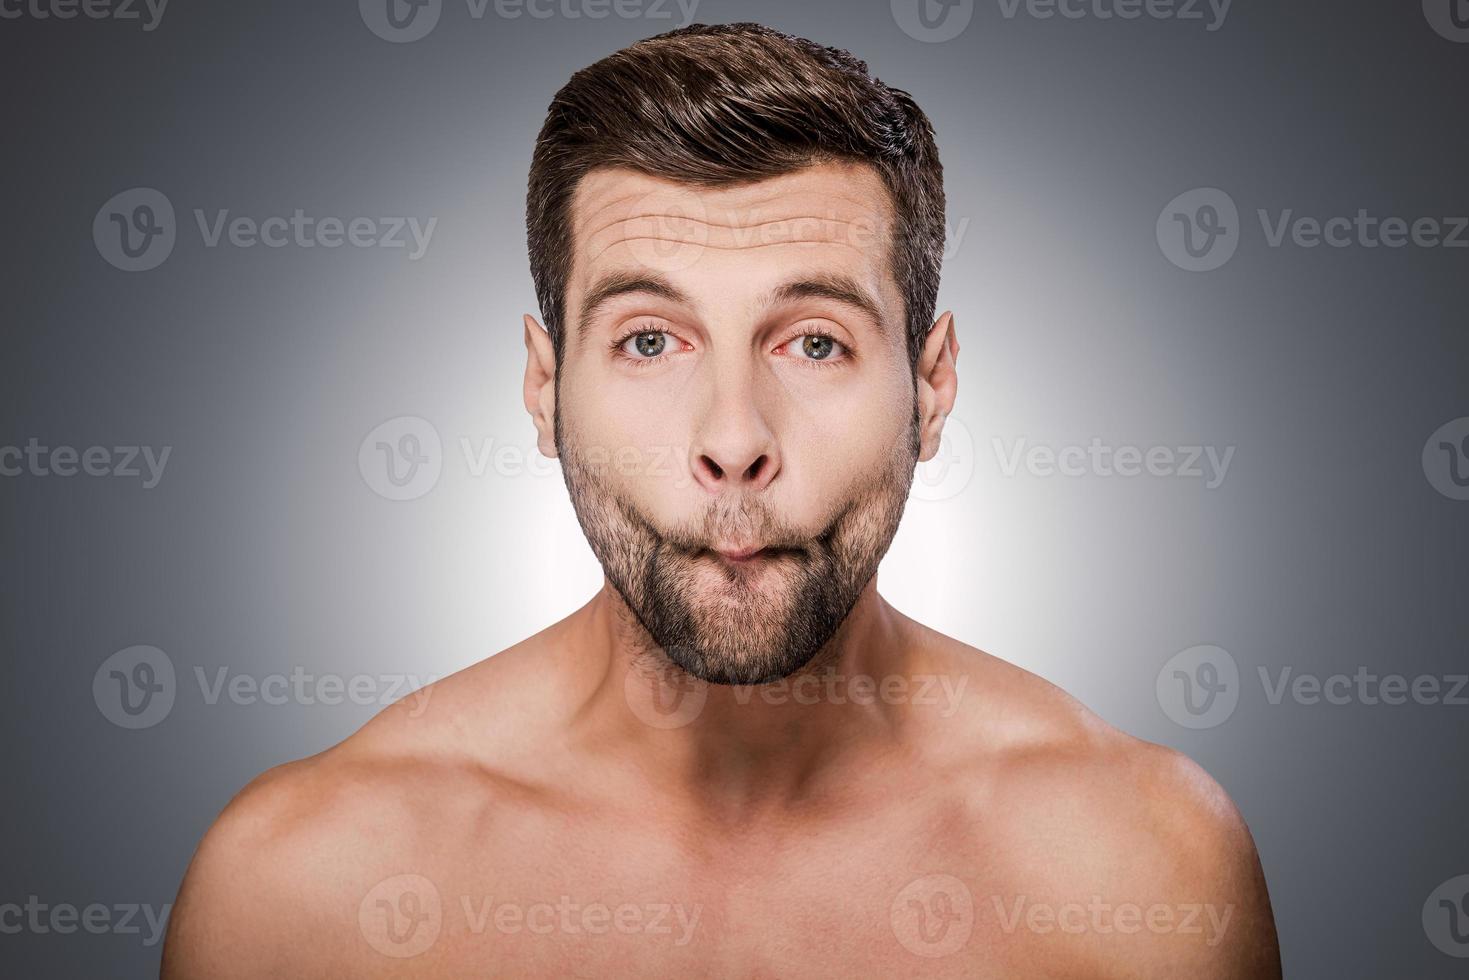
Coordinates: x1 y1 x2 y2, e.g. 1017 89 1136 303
555 403 921 685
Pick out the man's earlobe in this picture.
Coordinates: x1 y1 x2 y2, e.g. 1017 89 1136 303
523 314 558 459
916 311 959 463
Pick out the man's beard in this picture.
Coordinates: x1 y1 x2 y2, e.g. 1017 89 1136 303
555 404 921 685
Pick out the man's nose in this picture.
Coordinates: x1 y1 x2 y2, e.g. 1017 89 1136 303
688 384 781 494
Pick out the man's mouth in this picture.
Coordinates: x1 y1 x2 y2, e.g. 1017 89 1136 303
705 544 799 565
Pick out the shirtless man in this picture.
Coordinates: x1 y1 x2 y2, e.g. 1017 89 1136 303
161 23 1281 978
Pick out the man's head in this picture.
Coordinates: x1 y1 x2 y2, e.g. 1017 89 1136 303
523 23 958 685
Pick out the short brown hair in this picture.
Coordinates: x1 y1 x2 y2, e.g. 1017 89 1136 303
526 22 946 371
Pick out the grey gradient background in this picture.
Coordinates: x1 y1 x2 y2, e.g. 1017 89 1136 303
2 0 1467 975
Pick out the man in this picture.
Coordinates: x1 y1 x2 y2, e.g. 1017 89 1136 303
162 23 1281 977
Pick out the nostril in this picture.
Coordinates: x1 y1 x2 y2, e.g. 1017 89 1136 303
701 455 724 480
745 456 766 481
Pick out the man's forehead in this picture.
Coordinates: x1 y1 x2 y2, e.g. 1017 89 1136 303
569 163 898 283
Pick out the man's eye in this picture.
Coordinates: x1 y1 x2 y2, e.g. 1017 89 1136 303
787 334 846 362
620 331 673 358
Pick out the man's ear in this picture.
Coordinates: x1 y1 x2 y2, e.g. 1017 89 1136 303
916 311 959 463
523 314 558 459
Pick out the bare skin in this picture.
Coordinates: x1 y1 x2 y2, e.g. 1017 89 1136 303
162 163 1281 978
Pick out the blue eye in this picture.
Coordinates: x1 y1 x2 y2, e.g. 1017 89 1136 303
787 333 847 363
622 331 670 358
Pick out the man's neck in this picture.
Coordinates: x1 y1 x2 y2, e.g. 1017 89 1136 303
561 575 921 814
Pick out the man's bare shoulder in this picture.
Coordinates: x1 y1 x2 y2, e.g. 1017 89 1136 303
160 629 570 977
908 620 1281 976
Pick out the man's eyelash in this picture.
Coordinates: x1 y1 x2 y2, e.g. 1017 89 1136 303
781 331 850 367
608 326 675 367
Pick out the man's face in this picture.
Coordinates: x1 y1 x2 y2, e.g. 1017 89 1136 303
553 162 921 685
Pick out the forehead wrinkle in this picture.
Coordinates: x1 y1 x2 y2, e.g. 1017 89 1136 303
587 236 882 268
581 211 886 249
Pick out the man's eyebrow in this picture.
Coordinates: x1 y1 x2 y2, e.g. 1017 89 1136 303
576 272 691 342
767 274 886 332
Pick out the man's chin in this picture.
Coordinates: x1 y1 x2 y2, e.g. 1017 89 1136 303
660 640 823 687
